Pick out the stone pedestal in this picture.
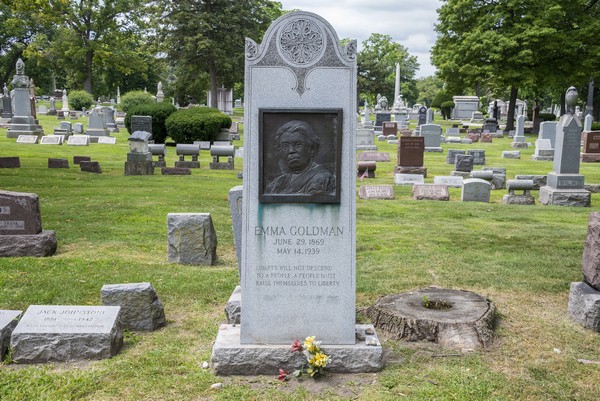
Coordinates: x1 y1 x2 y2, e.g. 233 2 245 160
539 187 591 207
393 166 427 177
211 324 383 375
125 161 154 176
0 231 57 257
568 282 600 332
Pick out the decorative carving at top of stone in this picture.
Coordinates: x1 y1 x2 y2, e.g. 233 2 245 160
566 86 578 115
245 38 258 60
345 39 357 60
278 18 325 67
16 58 24 75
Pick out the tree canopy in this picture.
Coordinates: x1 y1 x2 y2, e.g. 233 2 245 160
357 33 420 106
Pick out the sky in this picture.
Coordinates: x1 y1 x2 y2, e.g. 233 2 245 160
277 0 440 78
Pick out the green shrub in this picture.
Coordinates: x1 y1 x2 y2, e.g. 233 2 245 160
124 102 177 143
166 107 232 143
592 122 600 130
539 113 557 122
121 91 154 113
440 101 455 120
69 90 94 111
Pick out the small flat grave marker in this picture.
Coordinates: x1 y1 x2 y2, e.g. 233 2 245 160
434 176 463 188
412 184 449 201
68 135 90 146
394 173 424 186
10 305 123 363
16 135 39 144
359 185 395 199
40 135 63 145
0 157 20 168
357 152 390 162
97 136 116 144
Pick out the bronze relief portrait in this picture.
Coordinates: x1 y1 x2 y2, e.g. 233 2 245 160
259 109 342 203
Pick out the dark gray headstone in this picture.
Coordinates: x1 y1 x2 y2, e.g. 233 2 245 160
101 283 166 331
0 190 42 235
131 115 152 137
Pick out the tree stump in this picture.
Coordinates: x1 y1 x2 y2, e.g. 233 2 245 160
367 287 495 350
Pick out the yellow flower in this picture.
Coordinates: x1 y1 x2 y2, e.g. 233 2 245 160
304 336 317 353
309 352 329 368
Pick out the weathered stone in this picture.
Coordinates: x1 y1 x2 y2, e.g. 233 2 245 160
0 190 42 234
0 230 57 257
101 282 166 331
80 161 102 173
539 187 591 207
412 184 449 201
211 324 384 375
583 213 600 291
225 286 241 324
73 156 91 164
367 287 495 350
433 176 463 188
358 185 395 199
446 149 465 164
568 282 600 332
48 158 69 169
0 310 21 359
502 194 536 205
161 167 191 175
502 151 521 159
462 178 491 202
0 157 20 168
10 305 123 363
167 213 217 265
584 184 600 193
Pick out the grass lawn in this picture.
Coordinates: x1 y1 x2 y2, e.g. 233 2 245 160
1 110 600 400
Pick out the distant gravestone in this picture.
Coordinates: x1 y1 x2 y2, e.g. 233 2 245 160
511 115 527 148
446 149 465 164
461 179 491 202
80 161 102 173
375 112 391 128
40 135 63 145
131 116 152 138
454 154 474 172
417 106 427 126
161 167 191 175
395 136 426 176
175 144 200 168
10 305 123 363
581 131 600 162
532 139 554 161
98 136 117 144
502 150 520 159
6 59 43 138
584 114 593 132
210 145 235 170
167 213 217 265
394 173 424 186
356 128 377 150
468 149 486 165
358 151 390 162
125 131 153 175
420 124 442 149
101 283 166 331
358 185 395 199
73 156 91 164
67 135 90 146
381 121 397 136
86 108 110 137
0 157 21 168
540 88 590 207
149 144 167 167
16 135 39 144
539 121 558 148
48 158 69 168
433 175 463 188
412 184 449 201
0 310 21 359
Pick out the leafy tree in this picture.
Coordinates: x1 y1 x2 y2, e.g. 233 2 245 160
154 0 283 106
416 76 444 107
432 0 600 131
357 33 419 106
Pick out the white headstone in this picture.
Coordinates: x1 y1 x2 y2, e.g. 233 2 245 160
67 135 90 146
394 173 425 186
40 135 63 145
584 114 593 132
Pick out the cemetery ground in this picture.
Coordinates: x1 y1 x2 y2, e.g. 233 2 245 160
1 111 600 400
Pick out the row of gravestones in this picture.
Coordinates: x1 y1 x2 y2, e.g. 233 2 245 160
0 282 165 364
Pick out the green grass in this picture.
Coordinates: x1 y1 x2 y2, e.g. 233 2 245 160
1 111 600 400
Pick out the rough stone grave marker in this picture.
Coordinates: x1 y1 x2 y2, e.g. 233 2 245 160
10 305 123 363
0 310 21 359
358 185 395 199
211 11 382 375
412 184 449 201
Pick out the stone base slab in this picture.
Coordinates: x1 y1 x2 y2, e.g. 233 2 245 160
394 166 427 177
424 147 443 153
0 230 57 257
581 153 600 163
174 161 200 169
124 161 154 176
501 194 535 205
225 286 241 324
357 145 378 151
532 155 554 161
539 186 591 207
211 324 384 375
210 162 234 170
510 142 528 148
568 282 600 332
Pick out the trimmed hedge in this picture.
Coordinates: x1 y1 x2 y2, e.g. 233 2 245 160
539 113 557 122
166 107 232 143
121 91 154 113
69 90 94 111
124 102 177 143
592 122 600 130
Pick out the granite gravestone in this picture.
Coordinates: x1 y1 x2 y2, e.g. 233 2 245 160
0 310 21 359
0 157 20 168
539 87 590 207
356 128 377 150
394 173 425 186
420 124 442 151
412 184 449 201
358 151 390 162
581 131 600 162
467 149 486 165
395 136 426 176
461 178 491 202
2 84 12 118
532 139 554 161
433 176 463 188
510 115 527 148
358 185 395 199
210 145 235 170
125 131 154 175
175 144 200 168
375 112 391 129
446 149 465 164
130 116 153 138
6 59 43 138
211 11 383 375
539 121 557 148
417 106 427 127
149 144 167 167
381 121 397 136
0 190 57 257
101 283 166 331
167 213 217 265
67 135 90 146
86 108 110 137
10 305 123 363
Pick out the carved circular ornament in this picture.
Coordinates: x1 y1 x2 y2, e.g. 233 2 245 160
278 18 325 67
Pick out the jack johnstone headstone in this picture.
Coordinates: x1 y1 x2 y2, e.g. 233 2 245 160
211 11 383 375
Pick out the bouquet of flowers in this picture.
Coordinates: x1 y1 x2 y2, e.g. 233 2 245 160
291 336 330 378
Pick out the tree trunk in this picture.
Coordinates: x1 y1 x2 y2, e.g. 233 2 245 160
532 102 541 134
504 86 518 133
83 50 93 94
209 59 218 109
560 91 566 116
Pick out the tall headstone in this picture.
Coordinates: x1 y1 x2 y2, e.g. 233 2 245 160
511 115 527 148
211 11 382 375
417 106 427 127
394 136 426 176
539 87 591 207
86 108 110 137
539 121 558 148
2 83 12 118
6 60 43 138
117 87 121 104
61 89 69 112
584 114 593 132
156 81 165 103
101 106 119 132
